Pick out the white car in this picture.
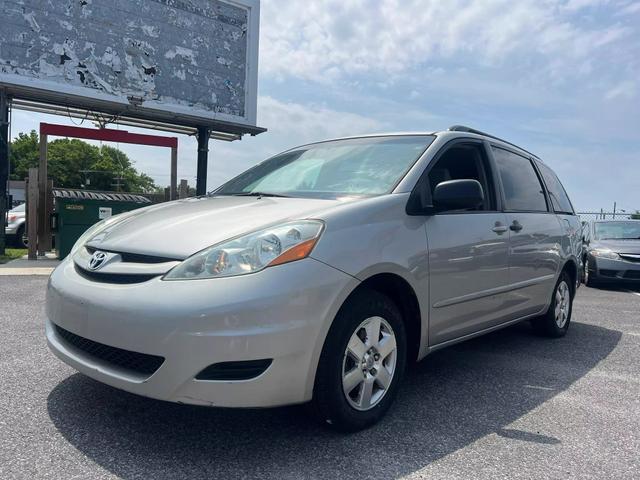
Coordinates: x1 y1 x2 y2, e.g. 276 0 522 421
5 203 26 247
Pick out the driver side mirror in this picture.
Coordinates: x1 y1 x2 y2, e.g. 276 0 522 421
432 179 484 211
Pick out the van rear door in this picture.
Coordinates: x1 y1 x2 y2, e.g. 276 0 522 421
491 147 563 317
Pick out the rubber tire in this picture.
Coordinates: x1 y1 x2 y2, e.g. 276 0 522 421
531 271 573 338
311 289 407 432
584 257 598 287
12 225 27 248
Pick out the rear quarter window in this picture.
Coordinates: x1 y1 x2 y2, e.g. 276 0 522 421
537 162 574 214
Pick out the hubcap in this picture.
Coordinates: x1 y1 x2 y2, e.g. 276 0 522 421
554 281 570 328
342 316 397 411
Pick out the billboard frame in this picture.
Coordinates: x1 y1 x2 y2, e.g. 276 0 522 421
0 0 265 138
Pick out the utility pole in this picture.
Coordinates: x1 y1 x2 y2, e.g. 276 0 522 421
0 89 10 255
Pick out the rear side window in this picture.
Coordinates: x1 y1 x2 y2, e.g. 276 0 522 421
537 162 574 214
492 147 547 212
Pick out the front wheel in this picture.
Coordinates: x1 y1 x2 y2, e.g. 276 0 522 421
311 289 407 432
584 257 598 287
531 272 573 338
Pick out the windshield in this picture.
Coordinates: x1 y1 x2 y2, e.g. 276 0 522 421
594 221 640 240
215 135 434 199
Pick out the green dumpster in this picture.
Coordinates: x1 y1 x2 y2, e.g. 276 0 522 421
53 189 151 260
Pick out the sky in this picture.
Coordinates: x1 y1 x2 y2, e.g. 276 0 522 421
9 0 640 212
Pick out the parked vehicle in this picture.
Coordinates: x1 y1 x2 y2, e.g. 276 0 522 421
5 203 27 247
582 220 640 286
46 126 582 431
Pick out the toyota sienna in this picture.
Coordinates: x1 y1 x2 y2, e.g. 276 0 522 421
46 126 582 431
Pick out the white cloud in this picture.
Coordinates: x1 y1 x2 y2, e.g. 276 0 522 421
256 95 384 142
604 80 637 100
259 0 636 87
617 1 640 15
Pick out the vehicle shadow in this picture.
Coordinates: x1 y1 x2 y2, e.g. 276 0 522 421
47 321 621 480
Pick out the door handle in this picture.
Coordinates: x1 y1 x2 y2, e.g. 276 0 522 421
492 224 508 234
510 221 523 232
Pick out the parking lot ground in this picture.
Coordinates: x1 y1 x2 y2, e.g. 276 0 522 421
1 277 639 480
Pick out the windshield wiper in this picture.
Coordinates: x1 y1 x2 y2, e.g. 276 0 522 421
227 191 291 198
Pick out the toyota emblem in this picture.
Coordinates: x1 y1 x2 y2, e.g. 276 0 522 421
88 251 108 270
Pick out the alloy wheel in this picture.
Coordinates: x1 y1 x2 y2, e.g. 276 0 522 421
342 316 397 411
555 281 571 328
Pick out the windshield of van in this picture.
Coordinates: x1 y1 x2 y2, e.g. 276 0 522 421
594 221 640 240
215 135 434 199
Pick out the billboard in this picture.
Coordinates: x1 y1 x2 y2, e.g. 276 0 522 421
0 0 261 134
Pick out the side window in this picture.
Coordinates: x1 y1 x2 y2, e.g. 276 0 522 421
492 147 547 212
537 162 574 214
427 143 495 211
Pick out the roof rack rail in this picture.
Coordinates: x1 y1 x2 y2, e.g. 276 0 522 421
448 125 539 159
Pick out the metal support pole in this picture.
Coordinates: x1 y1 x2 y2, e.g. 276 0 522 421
27 168 38 260
179 179 188 199
170 146 178 200
196 126 210 196
0 89 9 255
37 132 49 256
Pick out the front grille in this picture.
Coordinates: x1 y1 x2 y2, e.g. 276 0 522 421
75 265 159 284
54 324 164 376
86 246 179 264
620 254 640 264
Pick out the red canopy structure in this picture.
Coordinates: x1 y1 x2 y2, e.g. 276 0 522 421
35 122 178 256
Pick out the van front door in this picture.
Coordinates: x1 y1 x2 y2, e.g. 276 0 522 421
425 141 512 346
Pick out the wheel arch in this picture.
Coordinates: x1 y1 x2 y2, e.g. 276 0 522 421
561 257 579 292
347 272 422 364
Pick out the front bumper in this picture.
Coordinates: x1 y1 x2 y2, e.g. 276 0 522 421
590 256 640 282
46 257 357 407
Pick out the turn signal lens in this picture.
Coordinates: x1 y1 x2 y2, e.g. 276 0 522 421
268 238 319 267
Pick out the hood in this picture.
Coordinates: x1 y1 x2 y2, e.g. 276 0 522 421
592 239 640 254
85 195 343 259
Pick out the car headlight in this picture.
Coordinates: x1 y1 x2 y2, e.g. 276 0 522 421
591 248 619 260
163 220 324 280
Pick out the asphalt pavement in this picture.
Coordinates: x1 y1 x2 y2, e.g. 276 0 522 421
1 277 639 479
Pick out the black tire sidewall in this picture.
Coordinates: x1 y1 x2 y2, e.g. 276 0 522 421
536 272 573 337
312 289 407 431
17 225 27 248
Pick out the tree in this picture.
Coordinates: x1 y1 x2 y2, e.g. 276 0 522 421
631 211 640 220
9 130 158 193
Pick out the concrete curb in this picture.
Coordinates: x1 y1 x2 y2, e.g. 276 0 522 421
0 268 54 276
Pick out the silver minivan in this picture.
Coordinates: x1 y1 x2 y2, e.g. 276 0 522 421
46 126 582 431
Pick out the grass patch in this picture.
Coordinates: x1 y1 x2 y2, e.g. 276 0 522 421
0 248 27 264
